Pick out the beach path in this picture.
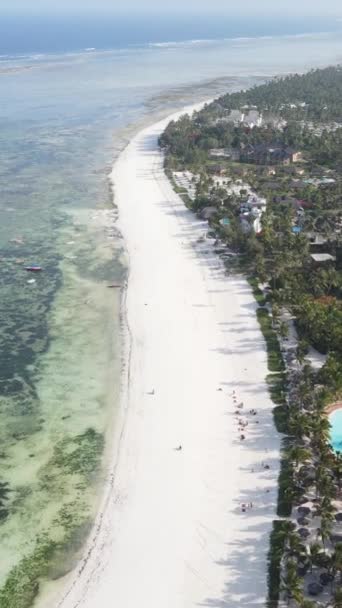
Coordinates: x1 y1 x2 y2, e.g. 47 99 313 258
57 109 280 608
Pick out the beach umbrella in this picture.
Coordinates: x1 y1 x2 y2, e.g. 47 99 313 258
308 582 323 596
320 572 334 586
297 517 310 526
299 466 316 482
298 527 311 539
298 506 311 516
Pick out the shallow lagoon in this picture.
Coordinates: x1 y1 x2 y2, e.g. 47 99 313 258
0 43 254 608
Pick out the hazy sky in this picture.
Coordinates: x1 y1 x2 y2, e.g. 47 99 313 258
3 0 342 15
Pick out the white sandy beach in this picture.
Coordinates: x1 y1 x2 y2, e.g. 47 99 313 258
56 106 280 608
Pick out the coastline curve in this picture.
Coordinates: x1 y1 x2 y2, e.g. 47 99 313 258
54 102 280 608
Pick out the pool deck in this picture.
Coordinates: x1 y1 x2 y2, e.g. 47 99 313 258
326 402 342 415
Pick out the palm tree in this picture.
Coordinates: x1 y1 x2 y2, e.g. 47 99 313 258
281 559 303 606
296 339 309 366
297 381 313 410
333 453 342 494
311 417 331 449
320 495 337 518
291 587 305 607
311 414 331 438
311 390 327 415
331 544 342 587
300 600 317 608
289 445 312 467
318 267 339 295
286 531 306 559
272 302 281 329
317 443 335 468
318 515 333 549
255 254 268 283
309 542 323 574
288 412 312 441
315 471 336 501
301 363 314 385
279 320 289 339
331 587 342 608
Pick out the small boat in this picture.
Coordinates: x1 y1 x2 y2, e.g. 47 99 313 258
25 266 43 272
107 284 121 289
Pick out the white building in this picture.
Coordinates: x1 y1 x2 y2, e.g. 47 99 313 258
242 110 263 128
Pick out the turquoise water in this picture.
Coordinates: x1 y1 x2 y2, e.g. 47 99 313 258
330 410 342 452
1 30 342 607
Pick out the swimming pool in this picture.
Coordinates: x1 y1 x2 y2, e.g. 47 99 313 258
330 409 342 452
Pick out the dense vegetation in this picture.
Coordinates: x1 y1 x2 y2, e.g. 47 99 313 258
161 65 342 608
160 67 342 171
160 65 342 369
218 66 342 122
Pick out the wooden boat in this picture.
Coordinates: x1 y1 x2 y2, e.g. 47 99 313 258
25 266 43 272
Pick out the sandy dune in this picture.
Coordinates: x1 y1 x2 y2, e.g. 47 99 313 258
56 107 280 608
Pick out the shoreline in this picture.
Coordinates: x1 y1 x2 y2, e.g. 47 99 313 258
51 101 210 608
52 102 280 608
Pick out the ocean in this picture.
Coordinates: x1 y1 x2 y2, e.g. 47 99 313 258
1 13 341 55
0 16 342 607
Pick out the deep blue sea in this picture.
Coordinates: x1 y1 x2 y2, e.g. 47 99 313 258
0 14 342 607
0 13 342 55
